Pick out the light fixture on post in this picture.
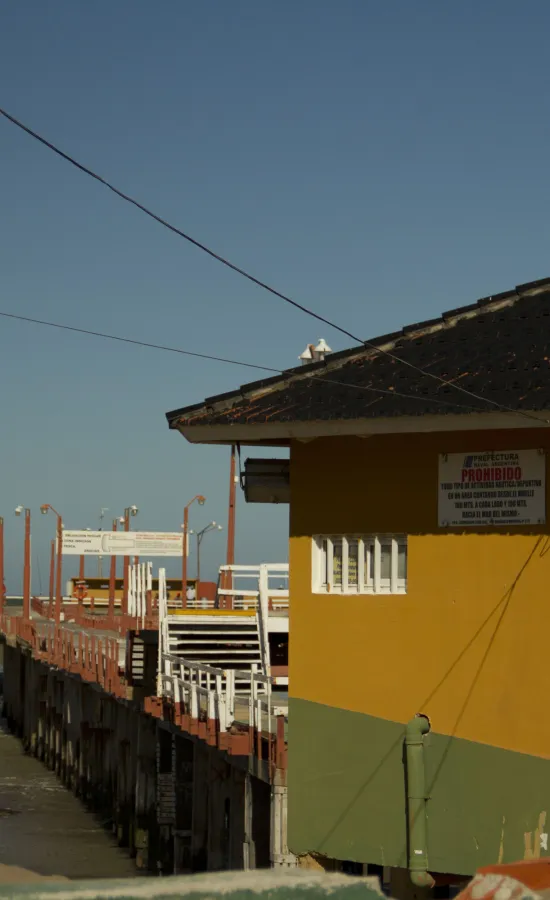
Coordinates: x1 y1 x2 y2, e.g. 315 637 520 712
182 495 206 603
195 521 223 598
15 506 31 622
122 506 138 617
41 505 63 624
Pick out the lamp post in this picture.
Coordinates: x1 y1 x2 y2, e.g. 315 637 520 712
182 496 205 603
74 527 93 607
225 445 237 591
109 517 123 620
41 505 63 624
79 537 86 582
15 507 31 622
98 507 109 578
108 517 123 621
0 516 4 617
49 540 55 608
122 506 138 616
195 522 223 598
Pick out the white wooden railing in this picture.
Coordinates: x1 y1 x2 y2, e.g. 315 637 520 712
156 564 284 738
159 651 274 737
184 597 216 609
217 564 289 611
128 561 153 622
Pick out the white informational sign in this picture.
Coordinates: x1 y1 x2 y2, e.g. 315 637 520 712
438 449 546 527
60 530 186 557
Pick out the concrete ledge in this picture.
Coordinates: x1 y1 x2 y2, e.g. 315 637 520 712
0 870 384 898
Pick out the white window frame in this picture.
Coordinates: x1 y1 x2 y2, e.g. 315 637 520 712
312 535 407 595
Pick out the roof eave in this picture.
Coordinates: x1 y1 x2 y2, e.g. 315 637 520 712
172 409 550 446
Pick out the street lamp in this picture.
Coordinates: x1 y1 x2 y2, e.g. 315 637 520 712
98 507 109 578
15 506 31 622
195 522 223 596
182 495 205 600
49 539 55 606
41 505 63 624
108 517 124 620
0 516 4 616
80 527 93 582
121 506 138 616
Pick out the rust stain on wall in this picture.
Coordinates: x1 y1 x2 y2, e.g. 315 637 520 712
524 810 546 860
498 815 505 864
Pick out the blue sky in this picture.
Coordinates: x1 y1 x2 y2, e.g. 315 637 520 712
1 1 550 591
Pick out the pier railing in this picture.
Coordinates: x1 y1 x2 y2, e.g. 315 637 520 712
217 564 289 611
0 611 287 771
32 621 127 698
160 651 270 728
24 562 290 617
0 561 289 774
29 594 157 633
158 651 286 771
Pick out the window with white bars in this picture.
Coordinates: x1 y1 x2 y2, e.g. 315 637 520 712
312 535 407 594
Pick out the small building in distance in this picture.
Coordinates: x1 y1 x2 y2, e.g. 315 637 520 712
166 278 550 883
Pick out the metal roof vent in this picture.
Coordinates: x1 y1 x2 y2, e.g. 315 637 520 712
298 339 332 365
299 344 315 364
314 338 331 356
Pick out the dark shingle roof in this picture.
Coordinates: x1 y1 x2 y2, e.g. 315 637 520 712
166 279 550 431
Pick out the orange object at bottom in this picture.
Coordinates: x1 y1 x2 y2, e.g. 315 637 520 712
458 859 550 900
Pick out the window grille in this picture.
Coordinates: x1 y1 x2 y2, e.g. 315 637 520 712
313 535 407 594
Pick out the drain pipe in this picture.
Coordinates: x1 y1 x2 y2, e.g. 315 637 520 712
405 713 435 889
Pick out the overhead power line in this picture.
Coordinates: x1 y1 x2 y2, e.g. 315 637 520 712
0 310 277 373
0 106 358 346
0 309 489 414
0 106 547 427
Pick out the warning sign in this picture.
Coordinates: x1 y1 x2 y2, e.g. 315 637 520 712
438 450 546 527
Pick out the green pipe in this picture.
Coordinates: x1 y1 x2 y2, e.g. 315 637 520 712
405 714 435 889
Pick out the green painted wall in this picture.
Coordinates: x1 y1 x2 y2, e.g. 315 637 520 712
288 698 550 875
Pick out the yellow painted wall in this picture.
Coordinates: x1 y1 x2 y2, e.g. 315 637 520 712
289 429 550 758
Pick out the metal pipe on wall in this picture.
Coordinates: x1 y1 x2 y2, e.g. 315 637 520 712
405 713 434 889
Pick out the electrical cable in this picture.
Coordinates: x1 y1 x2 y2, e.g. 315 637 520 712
1 106 547 425
0 310 277 373
0 308 492 414
0 107 358 345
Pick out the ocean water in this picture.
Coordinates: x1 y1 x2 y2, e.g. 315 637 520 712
0 721 141 880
